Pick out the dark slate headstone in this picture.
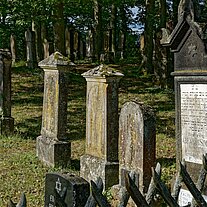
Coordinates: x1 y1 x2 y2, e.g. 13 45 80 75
45 173 90 207
161 0 207 204
0 49 14 135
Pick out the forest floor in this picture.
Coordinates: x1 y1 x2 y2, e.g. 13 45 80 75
0 62 176 207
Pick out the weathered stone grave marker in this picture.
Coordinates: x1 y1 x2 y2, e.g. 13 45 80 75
119 101 156 193
0 49 14 135
111 101 156 206
36 52 74 167
45 173 90 207
10 34 17 65
80 64 123 189
162 0 207 204
25 29 37 69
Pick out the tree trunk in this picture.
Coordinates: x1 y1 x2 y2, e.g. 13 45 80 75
173 0 180 26
144 0 155 74
93 0 103 60
32 21 43 62
110 3 117 55
53 1 65 55
120 4 127 59
160 0 167 28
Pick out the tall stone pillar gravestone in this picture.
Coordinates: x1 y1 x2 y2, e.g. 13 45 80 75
119 101 156 193
80 64 123 189
37 52 74 167
162 0 207 204
0 49 14 135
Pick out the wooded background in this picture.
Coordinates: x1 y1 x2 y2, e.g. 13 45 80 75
0 0 206 88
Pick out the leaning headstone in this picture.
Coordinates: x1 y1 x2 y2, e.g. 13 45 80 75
0 49 14 135
161 0 207 204
45 173 90 207
80 64 123 189
25 29 37 69
119 101 156 193
36 52 74 167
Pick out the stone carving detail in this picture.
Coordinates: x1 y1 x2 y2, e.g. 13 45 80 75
188 43 197 57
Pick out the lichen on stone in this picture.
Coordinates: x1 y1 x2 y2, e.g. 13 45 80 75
38 52 74 67
82 64 124 77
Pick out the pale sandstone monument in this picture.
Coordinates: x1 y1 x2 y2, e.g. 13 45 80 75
80 64 123 189
36 52 74 167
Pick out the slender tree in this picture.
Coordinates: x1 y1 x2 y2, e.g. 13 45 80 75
93 0 104 60
53 0 66 55
144 0 155 74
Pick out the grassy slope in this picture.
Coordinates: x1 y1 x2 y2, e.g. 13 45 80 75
0 63 175 206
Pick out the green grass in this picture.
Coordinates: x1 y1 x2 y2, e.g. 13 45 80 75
0 62 176 206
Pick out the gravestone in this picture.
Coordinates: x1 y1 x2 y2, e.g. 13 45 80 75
0 49 14 135
43 40 50 59
161 0 207 204
10 34 17 64
86 28 95 61
119 101 156 193
36 52 74 167
80 64 123 189
65 27 71 57
25 29 37 69
45 173 90 207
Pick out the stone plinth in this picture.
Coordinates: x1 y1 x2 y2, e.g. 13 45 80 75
119 101 156 194
0 49 14 135
37 52 75 167
80 64 123 189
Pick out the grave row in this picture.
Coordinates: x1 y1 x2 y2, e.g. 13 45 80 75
3 0 207 204
35 52 156 195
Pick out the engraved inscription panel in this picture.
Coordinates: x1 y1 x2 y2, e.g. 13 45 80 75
42 71 59 138
178 189 207 206
181 84 207 164
86 82 106 158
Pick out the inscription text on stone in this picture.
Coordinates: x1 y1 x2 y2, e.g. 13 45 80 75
181 84 207 164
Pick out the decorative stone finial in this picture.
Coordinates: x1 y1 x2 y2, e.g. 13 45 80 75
82 64 124 78
38 52 75 67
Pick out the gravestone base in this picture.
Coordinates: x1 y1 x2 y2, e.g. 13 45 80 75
36 136 71 167
80 154 119 189
0 116 14 135
111 184 136 207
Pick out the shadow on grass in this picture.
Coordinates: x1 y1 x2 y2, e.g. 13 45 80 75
14 116 42 139
12 64 43 75
71 159 80 171
12 64 87 141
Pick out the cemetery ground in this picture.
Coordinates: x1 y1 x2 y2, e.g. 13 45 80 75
0 62 176 206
